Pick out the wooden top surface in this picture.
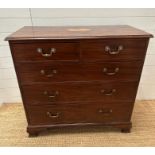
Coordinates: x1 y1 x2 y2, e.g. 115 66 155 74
5 25 153 41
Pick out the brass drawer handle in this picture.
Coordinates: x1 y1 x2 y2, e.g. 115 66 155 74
44 91 59 99
103 67 119 75
37 48 56 57
100 89 116 95
46 112 60 118
98 109 113 115
40 69 57 77
105 45 123 55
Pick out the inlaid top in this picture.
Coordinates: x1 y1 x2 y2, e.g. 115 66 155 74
5 25 153 41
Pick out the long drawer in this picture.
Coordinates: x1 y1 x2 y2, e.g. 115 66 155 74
27 102 133 125
81 38 148 61
16 61 143 84
22 82 138 105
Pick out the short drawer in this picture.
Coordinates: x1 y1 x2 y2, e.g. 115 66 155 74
17 61 143 83
27 102 133 125
22 82 138 105
81 38 148 61
11 42 79 61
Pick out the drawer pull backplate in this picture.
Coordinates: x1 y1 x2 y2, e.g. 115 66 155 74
98 108 113 115
40 69 57 77
105 45 123 55
103 67 119 75
46 112 60 118
43 90 59 99
37 48 56 57
100 89 116 95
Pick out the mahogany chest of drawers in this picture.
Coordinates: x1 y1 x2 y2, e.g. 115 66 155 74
6 25 153 136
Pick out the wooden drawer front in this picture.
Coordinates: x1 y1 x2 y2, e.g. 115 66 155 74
22 82 138 105
11 42 79 61
17 61 142 84
27 102 132 125
81 39 148 61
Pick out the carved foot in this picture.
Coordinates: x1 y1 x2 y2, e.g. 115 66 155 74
29 132 39 137
27 126 42 137
121 128 131 133
28 131 39 137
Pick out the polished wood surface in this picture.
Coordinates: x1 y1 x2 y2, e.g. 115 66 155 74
22 82 138 105
11 41 80 61
5 25 153 41
27 102 133 125
10 39 148 62
16 61 143 83
7 25 152 136
81 38 148 61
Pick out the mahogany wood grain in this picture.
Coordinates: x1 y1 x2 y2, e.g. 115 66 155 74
10 38 148 62
16 61 143 84
11 42 80 61
6 25 153 136
22 82 138 105
5 25 153 41
26 102 133 125
81 38 149 61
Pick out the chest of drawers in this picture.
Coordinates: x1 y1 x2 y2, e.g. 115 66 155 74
6 25 153 136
